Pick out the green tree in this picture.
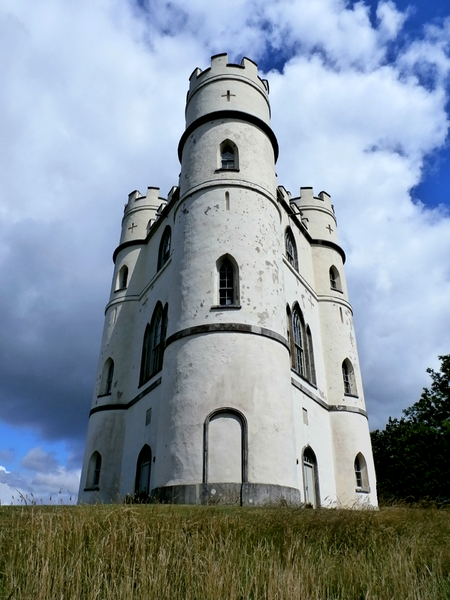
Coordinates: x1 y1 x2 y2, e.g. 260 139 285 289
371 355 450 502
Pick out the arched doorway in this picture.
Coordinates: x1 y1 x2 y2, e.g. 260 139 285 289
204 409 247 484
302 446 319 507
135 444 152 500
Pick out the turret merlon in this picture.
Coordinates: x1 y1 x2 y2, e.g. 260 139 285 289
187 53 269 99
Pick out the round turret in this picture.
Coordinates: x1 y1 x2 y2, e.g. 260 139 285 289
290 188 339 246
185 53 270 129
120 187 165 246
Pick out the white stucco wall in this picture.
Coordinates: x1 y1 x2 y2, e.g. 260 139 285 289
79 54 377 508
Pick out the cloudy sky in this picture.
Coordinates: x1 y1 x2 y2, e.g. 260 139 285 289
1 0 450 505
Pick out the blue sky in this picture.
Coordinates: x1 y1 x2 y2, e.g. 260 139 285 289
1 0 450 504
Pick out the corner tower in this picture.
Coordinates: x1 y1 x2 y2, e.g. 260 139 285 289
79 54 377 508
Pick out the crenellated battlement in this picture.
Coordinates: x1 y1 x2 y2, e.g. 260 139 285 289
290 187 339 244
120 187 167 246
183 53 272 131
188 53 269 99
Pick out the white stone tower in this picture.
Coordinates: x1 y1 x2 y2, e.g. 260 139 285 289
79 54 377 507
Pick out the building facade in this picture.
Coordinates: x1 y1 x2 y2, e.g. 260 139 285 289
79 54 377 507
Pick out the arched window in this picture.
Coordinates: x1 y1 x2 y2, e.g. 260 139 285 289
292 307 306 378
219 140 238 170
354 453 369 491
286 305 292 349
342 358 357 396
302 447 319 507
306 327 316 385
135 445 152 500
86 451 102 489
285 228 298 270
329 266 341 291
157 226 171 271
140 303 168 386
217 256 239 306
100 358 114 395
116 265 128 290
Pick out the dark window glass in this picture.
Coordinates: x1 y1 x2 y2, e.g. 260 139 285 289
158 227 171 271
140 304 168 386
219 259 235 305
285 229 298 270
221 145 235 169
93 453 102 486
293 310 306 377
105 360 114 394
135 445 152 497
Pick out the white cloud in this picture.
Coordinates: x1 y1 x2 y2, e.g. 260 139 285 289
0 0 450 488
0 459 80 506
21 447 59 472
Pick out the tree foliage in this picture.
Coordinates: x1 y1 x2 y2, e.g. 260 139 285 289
371 355 450 502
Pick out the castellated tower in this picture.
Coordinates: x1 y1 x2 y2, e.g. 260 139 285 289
79 54 377 507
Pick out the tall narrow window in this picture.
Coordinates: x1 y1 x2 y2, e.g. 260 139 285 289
151 309 163 375
221 145 235 169
354 454 363 488
105 359 114 394
218 258 237 306
329 266 341 291
285 228 298 270
135 445 152 500
306 327 316 385
354 453 369 491
292 307 306 377
99 358 114 396
86 451 102 490
140 303 168 386
157 226 171 271
286 305 292 350
117 265 128 290
218 140 238 170
342 359 357 396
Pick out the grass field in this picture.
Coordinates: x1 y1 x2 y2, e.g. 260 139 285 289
1 503 449 599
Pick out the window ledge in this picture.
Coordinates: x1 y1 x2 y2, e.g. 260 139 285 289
344 393 359 399
138 370 162 390
210 304 242 310
330 287 343 293
214 168 240 173
84 486 100 492
97 392 112 398
291 369 318 389
115 286 127 293
355 487 371 494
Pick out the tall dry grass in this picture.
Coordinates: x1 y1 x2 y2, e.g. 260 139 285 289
0 504 449 599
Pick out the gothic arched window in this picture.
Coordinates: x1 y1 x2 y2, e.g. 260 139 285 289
342 358 357 396
100 358 114 396
219 140 239 170
285 228 298 270
306 326 316 385
217 256 239 306
157 226 171 271
292 307 307 378
140 303 168 386
86 451 102 489
116 265 128 290
354 453 369 491
329 266 341 291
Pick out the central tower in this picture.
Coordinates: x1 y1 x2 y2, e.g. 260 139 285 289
79 54 377 508
161 54 299 503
